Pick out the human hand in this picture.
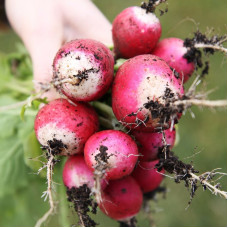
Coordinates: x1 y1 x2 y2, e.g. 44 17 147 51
5 0 112 100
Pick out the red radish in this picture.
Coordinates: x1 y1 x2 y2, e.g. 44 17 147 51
99 176 143 221
53 39 114 102
112 6 161 58
152 38 195 83
62 155 107 190
84 130 138 180
132 128 176 161
132 160 164 193
34 98 99 156
112 54 184 132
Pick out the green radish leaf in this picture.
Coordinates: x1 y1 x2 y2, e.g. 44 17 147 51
33 97 48 107
0 136 28 197
0 176 49 226
20 97 47 121
23 131 46 178
0 95 39 197
20 104 26 121
108 45 114 51
0 113 19 138
114 58 127 72
0 44 33 100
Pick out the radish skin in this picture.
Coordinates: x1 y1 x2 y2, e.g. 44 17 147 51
112 6 161 58
132 128 176 161
62 155 107 190
53 39 114 102
34 98 99 156
112 55 184 132
152 38 195 83
84 130 138 180
132 160 165 193
99 176 143 220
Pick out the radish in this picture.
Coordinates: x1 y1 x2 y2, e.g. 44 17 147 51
112 55 184 132
34 98 99 156
63 155 102 227
84 130 138 180
112 6 161 58
132 160 164 193
152 38 195 83
132 127 176 161
62 155 107 190
53 39 114 102
99 176 143 221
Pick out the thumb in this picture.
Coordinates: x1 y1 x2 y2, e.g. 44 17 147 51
6 0 63 100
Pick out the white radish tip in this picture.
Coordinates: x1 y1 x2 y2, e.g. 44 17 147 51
133 7 159 25
37 123 79 155
55 51 101 100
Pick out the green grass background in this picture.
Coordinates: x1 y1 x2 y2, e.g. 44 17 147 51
0 0 226 227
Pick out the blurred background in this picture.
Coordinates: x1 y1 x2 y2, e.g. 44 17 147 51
0 0 226 227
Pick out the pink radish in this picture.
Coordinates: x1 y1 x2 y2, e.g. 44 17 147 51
112 54 184 132
53 39 114 102
152 38 195 83
34 98 99 156
112 6 161 58
62 155 107 190
132 128 176 161
84 130 138 180
132 160 164 193
99 176 143 221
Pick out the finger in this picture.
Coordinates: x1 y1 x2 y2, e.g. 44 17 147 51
6 0 63 83
59 0 113 46
62 23 81 43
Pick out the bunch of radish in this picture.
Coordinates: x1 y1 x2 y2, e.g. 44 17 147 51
33 1 226 226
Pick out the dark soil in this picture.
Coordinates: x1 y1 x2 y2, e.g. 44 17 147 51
159 7 168 16
155 146 199 204
72 68 100 86
95 145 110 164
163 87 175 99
184 30 226 78
53 66 100 90
119 217 137 227
41 138 67 166
169 67 180 79
143 186 167 201
141 0 167 14
125 86 188 130
93 145 112 180
46 138 68 156
143 99 180 127
67 184 98 227
155 146 198 183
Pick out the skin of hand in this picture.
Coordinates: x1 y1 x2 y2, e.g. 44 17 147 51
5 0 113 100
